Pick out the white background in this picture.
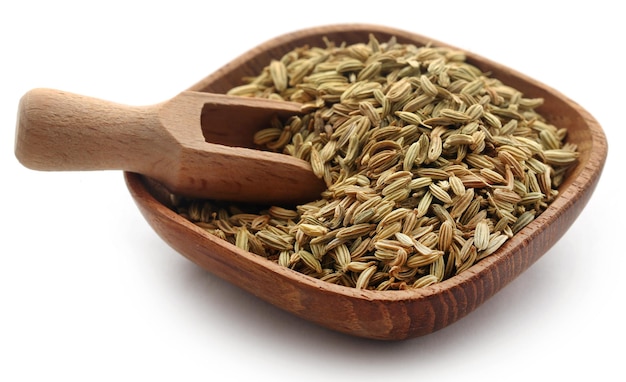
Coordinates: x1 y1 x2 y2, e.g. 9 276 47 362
1 1 622 381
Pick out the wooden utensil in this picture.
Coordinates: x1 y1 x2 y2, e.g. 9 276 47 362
15 89 326 205
20 23 609 340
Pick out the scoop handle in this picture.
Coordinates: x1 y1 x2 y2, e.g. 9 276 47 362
14 88 168 173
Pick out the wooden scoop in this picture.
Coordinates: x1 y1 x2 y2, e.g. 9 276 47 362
15 88 326 205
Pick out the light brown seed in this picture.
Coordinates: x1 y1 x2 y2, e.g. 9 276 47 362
480 168 507 185
335 223 376 239
511 210 536 233
429 183 453 204
235 227 250 251
269 60 288 92
438 220 454 251
256 230 293 251
347 261 376 272
543 149 579 166
355 264 378 289
478 233 508 259
406 251 443 268
474 219 491 251
420 75 439 97
412 274 439 288
299 223 329 237
298 250 323 274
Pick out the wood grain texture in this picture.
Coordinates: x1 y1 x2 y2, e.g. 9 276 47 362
15 89 324 205
122 23 607 340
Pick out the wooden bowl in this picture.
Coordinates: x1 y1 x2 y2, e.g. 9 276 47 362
124 24 608 340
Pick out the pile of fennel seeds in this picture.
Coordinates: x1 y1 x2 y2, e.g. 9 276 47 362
174 35 578 290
